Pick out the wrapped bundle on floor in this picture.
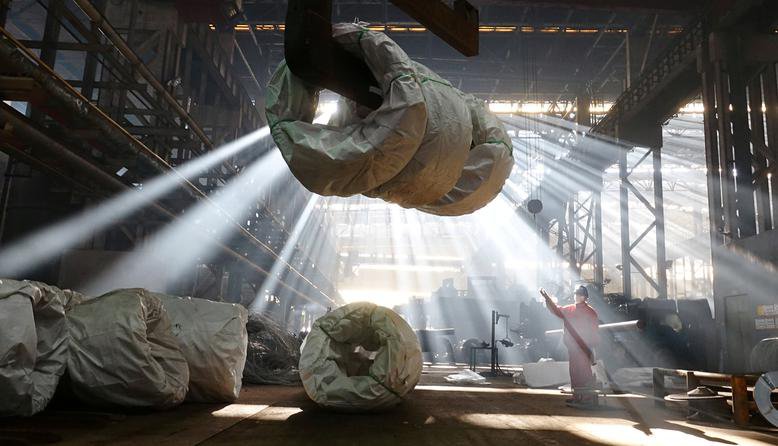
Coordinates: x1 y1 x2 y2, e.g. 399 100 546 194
66 288 189 409
266 23 513 216
299 302 422 411
0 279 82 416
152 293 248 402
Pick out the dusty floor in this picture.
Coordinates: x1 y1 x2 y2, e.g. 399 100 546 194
2 366 776 446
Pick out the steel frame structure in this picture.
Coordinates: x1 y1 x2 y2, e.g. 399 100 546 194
0 0 340 319
700 28 778 370
529 13 706 299
240 1 690 101
547 189 604 286
617 144 667 299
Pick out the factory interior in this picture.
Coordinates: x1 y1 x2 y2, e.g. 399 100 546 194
2 0 778 444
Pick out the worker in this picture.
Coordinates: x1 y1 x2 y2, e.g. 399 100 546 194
539 286 600 406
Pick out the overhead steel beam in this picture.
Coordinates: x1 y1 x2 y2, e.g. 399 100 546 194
489 0 705 12
284 0 382 109
71 0 215 150
389 0 479 56
0 0 8 27
0 27 337 306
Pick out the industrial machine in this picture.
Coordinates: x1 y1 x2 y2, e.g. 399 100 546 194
469 310 513 377
521 291 718 371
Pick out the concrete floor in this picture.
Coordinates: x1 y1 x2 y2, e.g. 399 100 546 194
2 366 776 446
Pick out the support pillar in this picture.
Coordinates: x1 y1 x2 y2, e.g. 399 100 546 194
80 0 107 101
765 64 778 227
700 31 778 371
593 185 604 290
39 0 64 67
0 0 10 27
701 35 725 248
619 150 631 299
617 123 665 299
567 196 577 273
709 33 757 240
729 59 757 239
577 89 591 128
748 73 772 233
701 39 726 371
653 145 668 298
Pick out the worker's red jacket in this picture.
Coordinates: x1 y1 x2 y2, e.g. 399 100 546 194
548 302 600 353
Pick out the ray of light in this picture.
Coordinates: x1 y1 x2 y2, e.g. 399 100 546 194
0 126 271 278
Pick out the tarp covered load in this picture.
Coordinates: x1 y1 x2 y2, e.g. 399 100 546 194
243 313 302 385
0 279 82 416
419 94 514 216
66 288 189 409
266 23 512 216
152 293 248 403
299 302 422 411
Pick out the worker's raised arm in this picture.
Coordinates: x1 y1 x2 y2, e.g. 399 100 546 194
539 288 564 318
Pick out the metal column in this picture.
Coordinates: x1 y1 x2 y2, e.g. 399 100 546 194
579 88 604 289
619 149 632 298
0 0 9 27
617 123 666 299
39 0 64 67
700 31 778 371
653 145 667 298
593 182 605 289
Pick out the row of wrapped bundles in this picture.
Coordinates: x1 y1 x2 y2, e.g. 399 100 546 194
0 283 248 416
0 280 81 416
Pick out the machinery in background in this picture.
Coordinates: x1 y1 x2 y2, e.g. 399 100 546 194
469 310 513 376
595 293 717 371
397 278 527 367
517 290 718 371
398 277 717 372
415 328 457 365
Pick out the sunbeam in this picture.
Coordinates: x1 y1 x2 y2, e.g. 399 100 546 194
0 126 271 277
83 147 287 295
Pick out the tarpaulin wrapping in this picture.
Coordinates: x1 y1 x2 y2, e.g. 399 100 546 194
299 302 422 411
0 279 82 416
66 288 189 409
153 293 248 403
361 59 472 207
419 94 514 216
266 24 511 215
266 24 427 197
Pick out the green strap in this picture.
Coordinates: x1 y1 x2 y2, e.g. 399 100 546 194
269 118 296 132
389 73 413 84
368 372 404 400
420 76 453 88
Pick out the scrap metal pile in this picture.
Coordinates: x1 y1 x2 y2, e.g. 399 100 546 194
266 23 513 216
243 313 303 385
